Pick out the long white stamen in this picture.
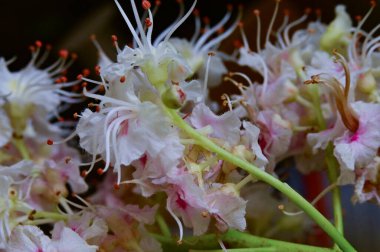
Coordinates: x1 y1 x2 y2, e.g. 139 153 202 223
114 0 144 49
200 10 241 52
164 0 198 43
276 12 289 49
362 24 380 61
350 2 375 63
239 24 250 51
130 0 150 50
265 0 280 46
218 239 228 252
254 10 262 52
190 11 201 44
147 9 154 47
50 131 78 145
166 199 184 243
154 0 185 46
284 14 308 46
194 6 232 52
202 53 213 101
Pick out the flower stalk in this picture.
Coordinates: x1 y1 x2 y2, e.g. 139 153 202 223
163 107 355 252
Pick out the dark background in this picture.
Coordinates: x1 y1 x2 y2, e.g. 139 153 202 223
1 0 379 251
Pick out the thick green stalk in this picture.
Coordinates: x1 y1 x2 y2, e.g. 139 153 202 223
156 214 172 238
309 85 344 236
12 138 30 160
326 144 344 235
151 229 334 252
164 108 355 252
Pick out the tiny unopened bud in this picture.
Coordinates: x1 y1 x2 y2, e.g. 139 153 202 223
162 85 186 109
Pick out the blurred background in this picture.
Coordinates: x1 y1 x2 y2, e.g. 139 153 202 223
1 0 379 251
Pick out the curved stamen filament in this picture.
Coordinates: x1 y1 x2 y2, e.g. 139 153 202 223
333 50 351 99
265 0 281 46
278 182 337 216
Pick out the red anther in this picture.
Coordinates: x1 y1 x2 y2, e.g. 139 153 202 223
81 82 88 88
111 35 118 42
60 76 68 83
227 4 233 11
120 76 126 83
355 15 362 22
176 0 183 4
253 9 260 16
90 34 96 41
95 106 101 112
81 170 87 177
284 9 290 16
145 18 152 27
304 7 312 15
35 40 42 48
47 139 53 145
315 8 321 17
193 8 199 16
82 68 90 77
71 53 78 60
98 86 105 93
238 21 244 28
233 39 243 49
155 0 161 6
96 168 104 175
59 49 69 59
113 184 120 190
142 0 151 10
217 27 225 35
55 78 62 84
72 85 80 92
76 74 83 80
73 112 79 119
203 16 210 25
58 117 64 122
29 45 36 52
95 65 101 75
370 0 376 7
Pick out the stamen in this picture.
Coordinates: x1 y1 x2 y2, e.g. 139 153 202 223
238 22 250 50
194 4 232 52
278 183 337 216
253 9 261 52
202 52 214 101
130 0 150 50
265 0 281 46
284 9 309 46
200 7 242 52
153 0 185 46
164 0 198 43
349 1 376 62
114 0 144 49
190 8 201 44
166 199 184 244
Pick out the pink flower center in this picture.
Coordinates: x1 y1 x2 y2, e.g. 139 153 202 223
176 193 187 210
350 132 359 142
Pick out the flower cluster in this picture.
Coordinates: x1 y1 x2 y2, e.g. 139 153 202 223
0 0 379 251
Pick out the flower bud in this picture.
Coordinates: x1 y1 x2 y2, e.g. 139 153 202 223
320 5 352 51
358 71 376 94
161 85 186 109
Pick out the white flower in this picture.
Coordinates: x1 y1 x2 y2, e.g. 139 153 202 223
0 45 80 139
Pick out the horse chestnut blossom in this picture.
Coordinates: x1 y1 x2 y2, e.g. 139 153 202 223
1 0 380 251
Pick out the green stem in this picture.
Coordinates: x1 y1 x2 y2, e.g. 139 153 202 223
326 144 344 235
189 248 276 252
12 138 30 160
151 229 334 252
34 211 67 221
308 85 344 245
156 214 172 238
164 108 355 252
